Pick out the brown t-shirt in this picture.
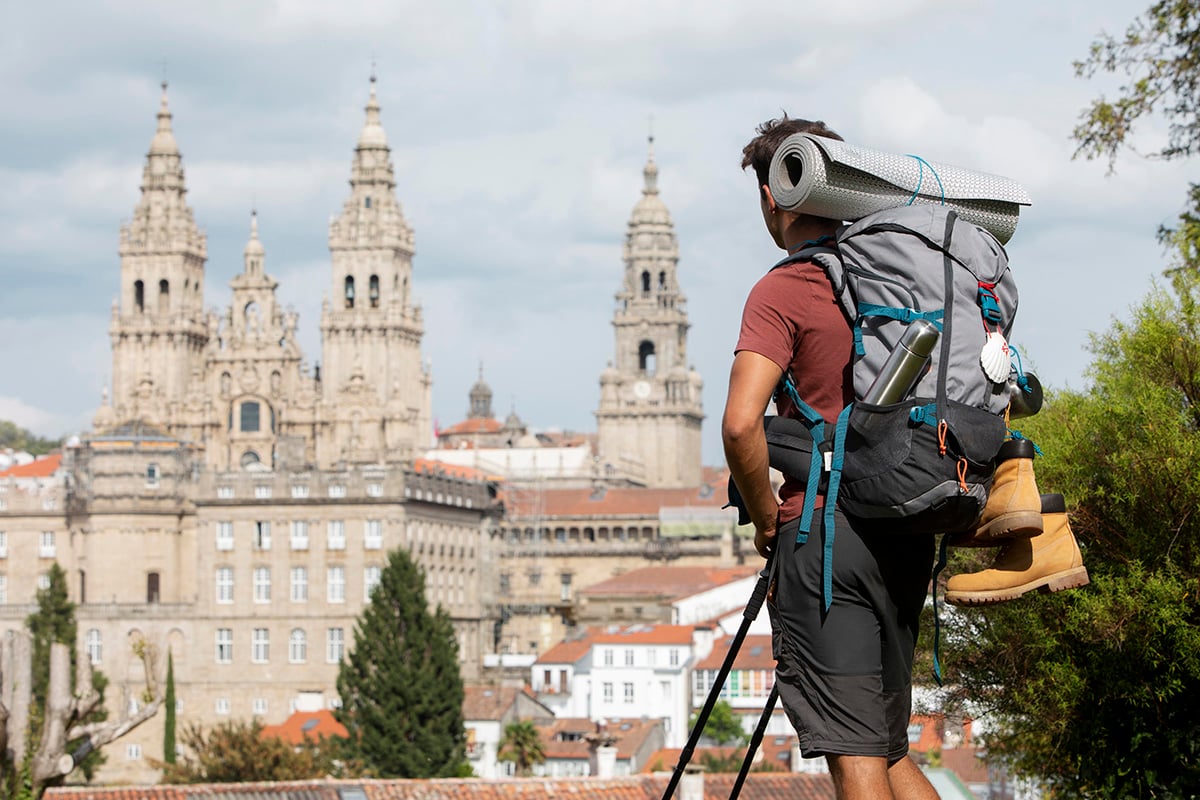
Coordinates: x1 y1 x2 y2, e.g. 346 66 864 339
735 257 854 522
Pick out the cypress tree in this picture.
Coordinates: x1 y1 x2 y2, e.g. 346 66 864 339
164 650 177 764
335 548 467 778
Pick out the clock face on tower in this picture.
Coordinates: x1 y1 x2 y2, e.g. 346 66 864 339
633 380 651 399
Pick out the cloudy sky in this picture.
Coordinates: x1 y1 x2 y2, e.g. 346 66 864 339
1 0 1190 465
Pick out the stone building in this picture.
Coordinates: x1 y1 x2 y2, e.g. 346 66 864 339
0 79 498 785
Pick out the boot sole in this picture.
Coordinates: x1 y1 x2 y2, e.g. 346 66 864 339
948 511 1044 548
945 566 1090 607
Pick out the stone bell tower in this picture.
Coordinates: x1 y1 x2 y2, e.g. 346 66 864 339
595 136 703 488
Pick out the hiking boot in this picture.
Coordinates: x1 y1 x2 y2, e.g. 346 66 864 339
945 493 1089 606
948 438 1042 547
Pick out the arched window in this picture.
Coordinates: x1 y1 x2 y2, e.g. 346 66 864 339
364 196 372 209
240 401 261 432
369 275 380 308
641 271 651 293
158 279 169 313
344 276 355 309
134 280 145 313
289 628 307 663
241 450 262 469
658 271 666 289
638 340 656 375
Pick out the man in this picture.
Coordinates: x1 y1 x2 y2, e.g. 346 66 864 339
722 115 938 800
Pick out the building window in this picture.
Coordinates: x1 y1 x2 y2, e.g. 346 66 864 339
216 521 234 550
290 566 308 602
37 573 50 590
147 572 160 604
327 566 345 603
670 648 680 667
134 279 145 312
254 521 271 550
253 567 271 603
290 520 309 550
241 401 261 432
251 628 269 663
560 573 572 602
603 648 614 667
625 648 635 667
0 531 7 558
369 274 380 308
126 743 142 760
0 574 7 605
624 682 635 703
366 482 383 497
328 484 346 498
39 531 55 559
253 697 268 716
146 462 159 488
327 628 345 663
216 567 234 604
255 484 272 499
86 629 102 665
602 682 613 703
217 485 234 499
289 628 307 663
364 565 381 600
291 483 309 498
499 573 511 597
216 628 233 664
364 520 383 549
344 275 355 309
327 520 345 550
215 698 230 714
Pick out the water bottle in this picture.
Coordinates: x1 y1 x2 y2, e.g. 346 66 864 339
862 319 941 404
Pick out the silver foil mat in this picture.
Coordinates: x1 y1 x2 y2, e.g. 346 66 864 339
767 134 1032 244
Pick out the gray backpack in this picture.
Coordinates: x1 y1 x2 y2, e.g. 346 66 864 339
774 203 1017 607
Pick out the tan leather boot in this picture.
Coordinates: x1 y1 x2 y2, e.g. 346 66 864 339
945 493 1089 606
949 438 1043 547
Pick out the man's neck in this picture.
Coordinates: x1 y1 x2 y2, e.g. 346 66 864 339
781 216 839 253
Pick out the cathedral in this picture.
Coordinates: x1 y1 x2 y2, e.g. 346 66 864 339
0 78 738 785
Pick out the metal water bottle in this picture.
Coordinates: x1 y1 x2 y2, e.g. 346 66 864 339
862 318 941 404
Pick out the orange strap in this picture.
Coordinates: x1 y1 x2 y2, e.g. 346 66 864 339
956 457 969 492
937 419 949 456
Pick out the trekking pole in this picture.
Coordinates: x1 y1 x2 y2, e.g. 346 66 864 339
728 683 779 800
659 559 772 800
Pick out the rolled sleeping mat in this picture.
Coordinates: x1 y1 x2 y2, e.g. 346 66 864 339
767 133 1032 244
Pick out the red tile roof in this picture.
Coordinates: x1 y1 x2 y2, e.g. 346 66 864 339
439 417 505 436
410 457 491 482
535 624 698 665
536 717 660 760
0 452 62 478
536 636 593 665
45 773 837 799
694 635 775 671
462 685 545 721
259 709 347 745
582 566 758 600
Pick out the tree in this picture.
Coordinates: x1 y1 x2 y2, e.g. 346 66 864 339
940 208 1200 796
497 720 545 777
687 699 748 747
163 651 176 765
156 720 340 784
1073 0 1200 168
335 548 468 778
0 420 61 456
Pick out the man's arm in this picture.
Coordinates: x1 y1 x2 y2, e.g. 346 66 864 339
722 350 783 558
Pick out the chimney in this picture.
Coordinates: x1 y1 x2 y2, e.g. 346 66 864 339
680 764 704 800
791 739 803 772
585 719 619 779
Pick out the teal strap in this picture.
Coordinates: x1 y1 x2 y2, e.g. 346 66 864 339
821 405 852 611
1008 430 1044 456
778 373 828 539
930 535 949 686
857 303 945 329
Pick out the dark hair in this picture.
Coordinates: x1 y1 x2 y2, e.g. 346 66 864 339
741 114 843 191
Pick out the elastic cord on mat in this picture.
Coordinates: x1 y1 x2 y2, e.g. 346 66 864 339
930 534 949 686
905 154 946 205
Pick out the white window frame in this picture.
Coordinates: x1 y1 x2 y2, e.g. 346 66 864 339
251 628 269 664
366 482 383 497
126 743 142 760
625 648 635 667
327 520 346 550
145 463 159 488
39 531 55 558
291 484 309 499
327 627 345 663
602 682 613 703
289 628 307 663
215 697 231 714
216 521 234 551
364 519 383 550
253 567 271 604
624 682 635 703
86 629 102 665
217 485 234 499
253 697 268 715
0 574 7 605
0 531 7 559
290 520 309 550
215 628 233 664
328 484 346 498
216 567 234 604
364 565 381 600
290 566 308 602
254 521 271 550
254 484 272 499
327 565 346 603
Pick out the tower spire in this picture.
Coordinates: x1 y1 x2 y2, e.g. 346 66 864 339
643 131 658 196
150 81 179 156
358 72 387 150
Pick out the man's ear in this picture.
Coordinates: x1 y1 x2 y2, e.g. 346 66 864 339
761 184 778 213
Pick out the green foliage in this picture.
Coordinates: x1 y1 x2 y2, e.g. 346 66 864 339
940 244 1200 796
163 651 176 765
26 564 76 712
1073 0 1200 167
335 548 468 778
496 720 545 776
0 420 61 457
688 699 748 747
156 720 341 784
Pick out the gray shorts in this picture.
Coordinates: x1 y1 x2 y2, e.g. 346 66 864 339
768 510 934 762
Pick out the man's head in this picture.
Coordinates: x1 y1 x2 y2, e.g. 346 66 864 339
740 114 843 193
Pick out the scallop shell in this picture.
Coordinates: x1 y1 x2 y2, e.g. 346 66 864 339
980 331 1011 383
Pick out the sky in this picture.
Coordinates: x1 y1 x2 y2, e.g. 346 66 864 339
0 0 1192 466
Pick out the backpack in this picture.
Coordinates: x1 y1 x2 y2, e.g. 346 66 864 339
771 203 1017 607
